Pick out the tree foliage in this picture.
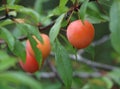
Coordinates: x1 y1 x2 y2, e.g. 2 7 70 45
0 0 120 89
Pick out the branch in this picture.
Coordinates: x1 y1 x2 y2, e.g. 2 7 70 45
0 16 7 21
50 52 119 71
70 54 119 71
92 35 110 46
38 71 102 79
47 60 64 85
38 21 55 32
73 71 102 78
0 21 55 44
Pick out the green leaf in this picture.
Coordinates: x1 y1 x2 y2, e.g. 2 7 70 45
59 0 68 7
16 23 43 63
49 14 65 43
28 35 42 66
0 83 12 89
0 50 17 71
59 34 77 54
84 45 95 59
19 7 40 23
0 20 13 27
17 23 43 43
34 0 44 14
7 0 15 5
79 0 89 20
86 2 109 23
13 40 26 62
52 7 68 16
0 27 15 51
108 69 120 85
0 5 40 23
51 0 68 16
109 0 120 54
54 39 72 89
0 72 42 89
102 77 113 89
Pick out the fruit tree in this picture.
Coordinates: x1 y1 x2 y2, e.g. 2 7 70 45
0 0 120 89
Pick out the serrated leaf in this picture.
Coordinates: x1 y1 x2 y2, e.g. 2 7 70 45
54 40 72 89
0 72 42 89
0 27 15 51
12 40 26 62
28 35 42 66
109 0 120 54
79 0 89 20
49 14 65 43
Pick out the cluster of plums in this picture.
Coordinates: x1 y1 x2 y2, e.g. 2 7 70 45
19 20 94 73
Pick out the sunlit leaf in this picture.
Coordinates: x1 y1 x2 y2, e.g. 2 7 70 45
102 77 113 89
28 35 42 66
108 69 120 85
49 14 65 43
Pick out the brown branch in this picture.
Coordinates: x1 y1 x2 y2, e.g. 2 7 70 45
38 21 55 32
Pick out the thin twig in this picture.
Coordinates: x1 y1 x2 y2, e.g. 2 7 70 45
0 21 55 44
0 16 7 21
38 21 55 32
92 35 110 46
38 71 102 79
